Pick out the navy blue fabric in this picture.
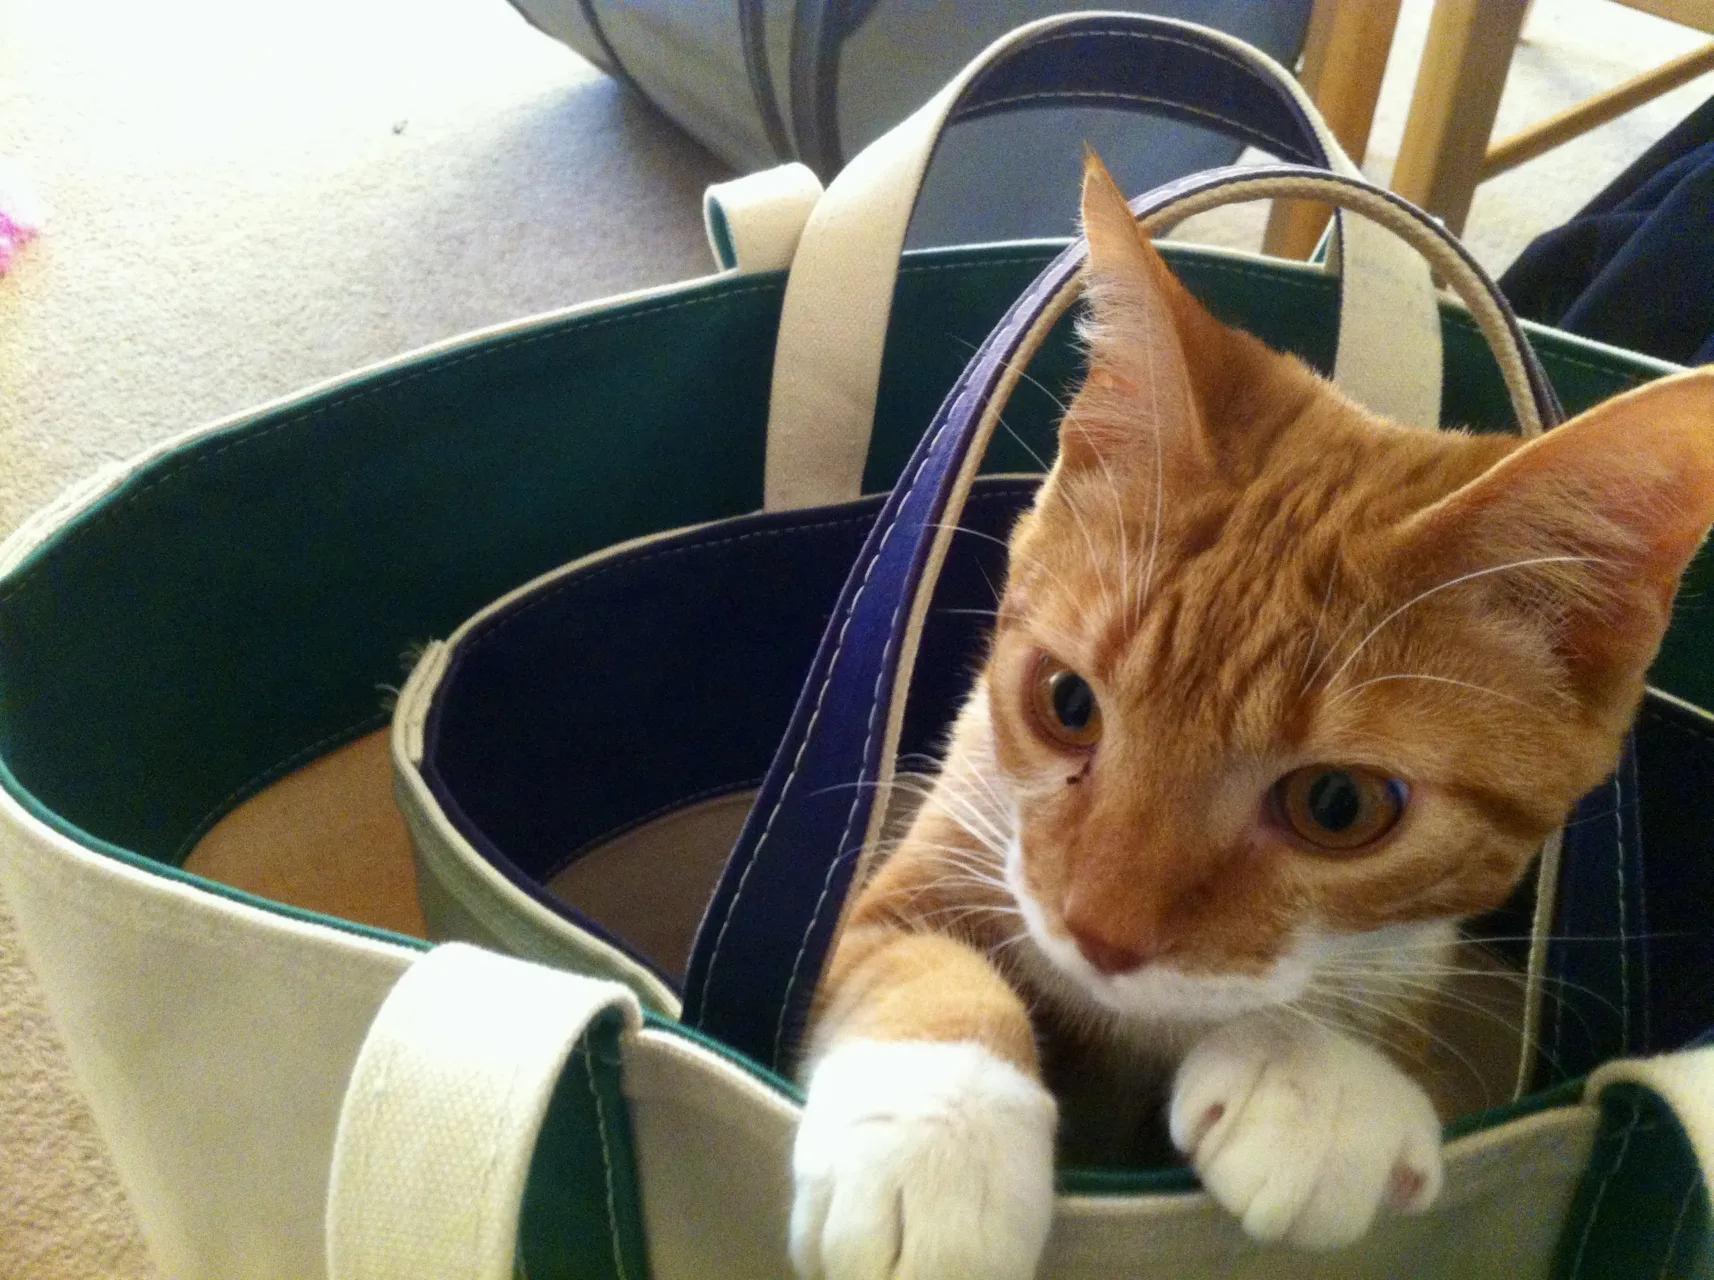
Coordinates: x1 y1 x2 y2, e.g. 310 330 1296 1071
684 161 1564 1071
1633 697 1714 1055
1530 691 1714 1093
950 19 1322 166
422 479 1038 984
1500 93 1714 366
1541 736 1648 1086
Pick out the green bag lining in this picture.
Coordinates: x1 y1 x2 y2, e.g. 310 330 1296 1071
0 242 1696 1206
0 242 1686 948
1554 1082 1712 1280
520 1008 651 1280
0 243 1678 891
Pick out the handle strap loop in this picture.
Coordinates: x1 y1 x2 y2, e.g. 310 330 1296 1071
327 943 642 1280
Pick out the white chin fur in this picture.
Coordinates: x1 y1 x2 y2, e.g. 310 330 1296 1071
1004 841 1455 1025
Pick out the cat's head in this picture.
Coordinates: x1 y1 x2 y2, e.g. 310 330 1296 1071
983 155 1714 1025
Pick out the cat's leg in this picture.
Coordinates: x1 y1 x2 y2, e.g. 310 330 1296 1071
1169 1015 1443 1248
791 923 1057 1280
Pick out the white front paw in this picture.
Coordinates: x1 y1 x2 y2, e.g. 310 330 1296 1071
1170 1018 1442 1249
791 1039 1057 1280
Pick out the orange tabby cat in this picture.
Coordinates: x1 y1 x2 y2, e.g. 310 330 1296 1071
789 155 1714 1280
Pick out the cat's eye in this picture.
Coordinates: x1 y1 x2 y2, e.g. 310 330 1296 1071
1274 766 1407 851
1029 654 1102 749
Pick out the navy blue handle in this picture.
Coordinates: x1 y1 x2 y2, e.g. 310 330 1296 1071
947 19 1328 166
683 23 1564 1074
793 10 1328 180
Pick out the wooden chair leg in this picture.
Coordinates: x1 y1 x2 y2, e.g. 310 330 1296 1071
1482 40 1714 179
1390 0 1530 237
1262 0 1403 260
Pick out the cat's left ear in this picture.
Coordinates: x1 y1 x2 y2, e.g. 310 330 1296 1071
1404 369 1714 695
1066 151 1215 479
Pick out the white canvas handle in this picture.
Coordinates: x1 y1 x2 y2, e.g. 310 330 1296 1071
326 942 641 1280
703 162 825 274
761 12 1444 511
1589 1045 1714 1181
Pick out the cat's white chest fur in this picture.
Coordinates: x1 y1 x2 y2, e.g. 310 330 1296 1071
791 1017 1441 1278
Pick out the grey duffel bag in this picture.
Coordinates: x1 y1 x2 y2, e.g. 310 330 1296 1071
507 0 1316 244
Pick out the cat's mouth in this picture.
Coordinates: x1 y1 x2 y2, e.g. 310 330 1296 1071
1003 841 1312 1023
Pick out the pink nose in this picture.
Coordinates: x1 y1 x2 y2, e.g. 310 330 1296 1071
1066 924 1150 975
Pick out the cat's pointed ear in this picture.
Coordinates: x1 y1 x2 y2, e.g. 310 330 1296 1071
1064 151 1212 476
1404 369 1714 699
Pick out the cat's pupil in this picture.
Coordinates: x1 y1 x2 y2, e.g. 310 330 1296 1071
1051 672 1095 731
1306 771 1361 832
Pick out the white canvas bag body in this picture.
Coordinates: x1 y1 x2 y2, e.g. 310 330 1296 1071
1 12 1707 1280
390 14 1712 1280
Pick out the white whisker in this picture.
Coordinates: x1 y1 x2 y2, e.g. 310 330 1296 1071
1298 567 1339 684
1315 555 1601 693
1324 672 1540 712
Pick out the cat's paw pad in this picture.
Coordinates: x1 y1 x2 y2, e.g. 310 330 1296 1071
1169 1020 1442 1249
791 1039 1056 1280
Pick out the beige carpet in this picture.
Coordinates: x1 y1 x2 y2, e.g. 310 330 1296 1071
1 0 1710 1275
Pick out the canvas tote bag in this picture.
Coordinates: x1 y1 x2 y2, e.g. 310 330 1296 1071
0 12 1707 1280
384 17 1714 1280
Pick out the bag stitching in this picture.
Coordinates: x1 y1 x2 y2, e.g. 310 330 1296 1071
1552 822 1572 1067
1567 1090 1645 1279
1528 346 1650 386
0 283 785 609
169 711 387 864
1627 744 1652 1051
1644 702 1714 745
1166 257 1325 294
1180 257 1654 391
1636 703 1712 1058
1020 27 1301 85
694 374 979 1026
984 27 1326 160
692 483 1026 1023
768 385 990 1057
0 240 1653 619
1635 696 1714 1062
892 253 1059 276
970 89 1303 161
544 779 765 886
463 487 1027 654
461 514 880 653
691 509 903 1023
582 1042 630 1280
770 521 912 1063
0 254 1053 612
1657 1171 1701 1280
1615 770 1631 1052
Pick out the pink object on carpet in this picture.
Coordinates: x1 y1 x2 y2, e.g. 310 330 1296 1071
0 161 44 274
